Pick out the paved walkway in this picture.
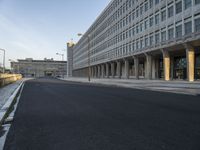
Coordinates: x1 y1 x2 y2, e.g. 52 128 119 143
0 80 23 109
61 77 200 96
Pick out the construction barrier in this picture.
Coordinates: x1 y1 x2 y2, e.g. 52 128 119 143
0 74 22 87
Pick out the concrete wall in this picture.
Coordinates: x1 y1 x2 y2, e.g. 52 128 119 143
0 74 22 87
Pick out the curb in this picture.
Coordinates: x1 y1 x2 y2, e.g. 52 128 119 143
0 81 24 127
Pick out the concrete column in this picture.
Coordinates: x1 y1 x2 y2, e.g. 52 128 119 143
106 63 109 78
145 54 152 79
124 59 129 79
94 66 98 78
162 50 170 81
116 61 121 78
186 48 195 82
101 64 105 78
134 57 139 79
111 62 115 78
97 65 101 78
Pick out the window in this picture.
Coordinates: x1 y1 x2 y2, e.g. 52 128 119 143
150 35 154 46
145 37 148 47
184 0 192 9
149 0 153 8
168 28 174 39
145 20 148 29
176 25 182 38
195 18 200 32
155 0 159 5
161 31 166 42
140 6 143 15
155 33 160 44
184 21 192 35
195 0 200 5
145 2 148 11
150 17 153 27
155 14 159 25
168 6 174 18
136 25 139 33
140 23 143 32
136 9 139 17
136 41 139 49
176 1 182 14
161 10 166 21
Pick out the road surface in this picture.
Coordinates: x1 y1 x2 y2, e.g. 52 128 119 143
4 78 200 150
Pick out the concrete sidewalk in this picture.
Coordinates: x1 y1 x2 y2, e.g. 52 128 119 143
61 77 200 96
0 80 23 109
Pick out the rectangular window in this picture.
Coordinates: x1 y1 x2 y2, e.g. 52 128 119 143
132 43 135 51
150 17 153 27
145 2 148 11
150 35 154 46
195 18 200 32
140 23 143 32
155 33 160 44
176 25 182 38
136 9 139 17
168 6 174 18
136 41 139 49
155 14 159 25
145 20 148 29
155 0 159 5
161 31 166 42
140 6 143 15
195 0 200 5
176 1 182 14
161 10 166 21
184 21 192 35
168 28 174 39
149 0 153 8
136 25 139 33
184 0 192 9
145 37 148 47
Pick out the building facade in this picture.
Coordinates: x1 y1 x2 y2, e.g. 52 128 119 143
11 58 67 78
69 0 200 81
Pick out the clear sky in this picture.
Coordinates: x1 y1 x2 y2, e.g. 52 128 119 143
0 0 111 68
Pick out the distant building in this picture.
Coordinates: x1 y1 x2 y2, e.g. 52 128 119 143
11 58 67 77
68 0 200 82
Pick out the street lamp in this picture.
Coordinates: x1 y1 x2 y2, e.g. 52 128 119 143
77 33 91 82
0 48 6 73
56 52 64 61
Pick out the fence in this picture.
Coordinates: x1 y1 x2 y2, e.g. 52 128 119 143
0 74 22 87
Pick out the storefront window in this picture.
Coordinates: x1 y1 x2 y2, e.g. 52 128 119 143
174 57 187 79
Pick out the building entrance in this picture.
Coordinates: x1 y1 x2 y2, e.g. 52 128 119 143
173 56 187 80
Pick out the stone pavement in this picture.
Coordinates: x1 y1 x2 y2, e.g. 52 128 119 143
61 77 200 96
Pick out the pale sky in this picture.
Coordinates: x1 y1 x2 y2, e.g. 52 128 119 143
0 0 111 68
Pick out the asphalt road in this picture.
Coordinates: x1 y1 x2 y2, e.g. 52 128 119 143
4 78 200 150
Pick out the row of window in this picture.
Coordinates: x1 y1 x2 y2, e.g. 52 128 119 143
88 18 200 65
73 0 200 68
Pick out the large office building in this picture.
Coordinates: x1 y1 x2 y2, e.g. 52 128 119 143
68 0 200 81
11 58 67 77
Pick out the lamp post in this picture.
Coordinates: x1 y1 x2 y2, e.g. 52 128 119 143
77 33 91 82
0 48 5 73
56 52 64 61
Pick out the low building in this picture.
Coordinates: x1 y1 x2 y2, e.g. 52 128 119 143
11 58 67 77
68 0 200 82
